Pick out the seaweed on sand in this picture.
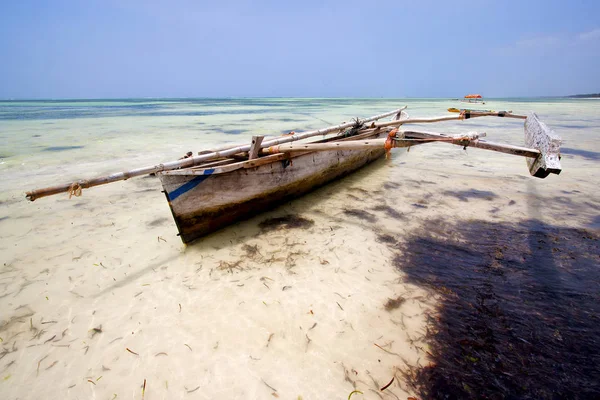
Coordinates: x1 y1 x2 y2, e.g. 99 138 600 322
376 233 397 244
217 260 244 272
343 208 377 223
393 219 600 399
258 214 314 232
442 189 498 202
242 244 263 262
372 204 405 220
384 296 406 312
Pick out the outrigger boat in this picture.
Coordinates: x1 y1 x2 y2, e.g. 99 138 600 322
25 107 562 244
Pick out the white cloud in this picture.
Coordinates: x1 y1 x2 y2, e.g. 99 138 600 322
579 28 600 41
504 28 600 53
515 35 563 48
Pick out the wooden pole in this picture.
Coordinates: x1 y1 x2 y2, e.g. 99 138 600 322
267 139 388 153
375 111 527 129
267 130 542 160
398 130 540 158
25 107 407 201
248 136 264 160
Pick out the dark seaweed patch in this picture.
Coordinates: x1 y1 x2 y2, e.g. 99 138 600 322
557 124 588 129
372 205 405 220
405 179 437 185
393 219 600 399
241 244 263 262
561 189 581 195
561 147 600 161
43 146 85 152
443 189 498 202
258 214 314 232
588 215 600 230
343 208 377 223
553 196 574 206
383 182 401 190
348 187 369 194
384 295 406 311
583 201 600 212
222 129 245 135
376 233 397 244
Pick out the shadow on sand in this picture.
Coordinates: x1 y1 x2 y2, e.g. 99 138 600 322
393 218 600 399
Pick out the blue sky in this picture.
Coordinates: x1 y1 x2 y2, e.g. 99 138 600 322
1 0 599 98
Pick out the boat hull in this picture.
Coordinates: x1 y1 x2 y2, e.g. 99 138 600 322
158 141 386 243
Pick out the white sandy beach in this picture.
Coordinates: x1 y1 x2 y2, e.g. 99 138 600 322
1 99 599 399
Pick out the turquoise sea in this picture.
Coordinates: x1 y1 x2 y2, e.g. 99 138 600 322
0 98 599 399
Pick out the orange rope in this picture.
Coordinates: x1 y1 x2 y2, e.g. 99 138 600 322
385 128 398 159
68 182 83 199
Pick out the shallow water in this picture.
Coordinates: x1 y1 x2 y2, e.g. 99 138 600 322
0 98 599 399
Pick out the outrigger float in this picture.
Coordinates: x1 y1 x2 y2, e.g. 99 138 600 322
26 107 562 244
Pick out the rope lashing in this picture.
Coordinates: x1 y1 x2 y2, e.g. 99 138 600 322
68 182 83 199
385 128 398 159
340 117 365 138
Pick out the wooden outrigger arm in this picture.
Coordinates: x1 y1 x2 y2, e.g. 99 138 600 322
268 112 562 178
402 111 562 178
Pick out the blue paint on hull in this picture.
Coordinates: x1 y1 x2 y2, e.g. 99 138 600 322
167 169 214 201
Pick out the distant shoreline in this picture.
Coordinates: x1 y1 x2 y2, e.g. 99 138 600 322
567 93 600 98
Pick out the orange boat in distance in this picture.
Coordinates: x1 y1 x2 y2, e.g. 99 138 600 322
461 94 485 104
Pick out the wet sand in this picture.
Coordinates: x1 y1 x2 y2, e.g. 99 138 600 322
1 99 599 399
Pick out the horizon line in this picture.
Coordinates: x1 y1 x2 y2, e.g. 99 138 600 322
0 95 593 101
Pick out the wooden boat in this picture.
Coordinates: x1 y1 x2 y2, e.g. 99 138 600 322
158 132 387 242
25 107 562 244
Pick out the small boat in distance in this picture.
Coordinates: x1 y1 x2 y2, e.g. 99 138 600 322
25 107 562 244
461 94 486 104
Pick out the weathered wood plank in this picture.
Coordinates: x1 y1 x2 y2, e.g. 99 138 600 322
267 139 388 153
248 136 264 160
524 112 562 178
